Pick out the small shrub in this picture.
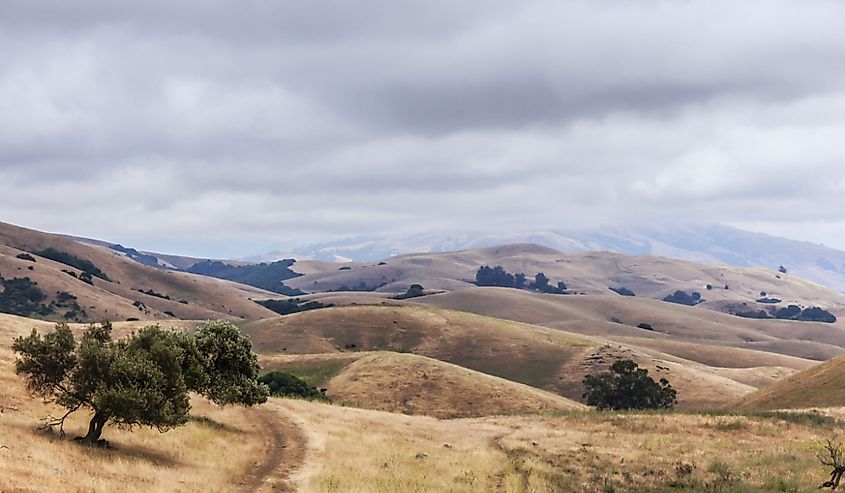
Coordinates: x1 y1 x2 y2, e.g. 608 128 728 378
16 253 36 262
637 322 654 331
163 311 176 317
338 266 352 271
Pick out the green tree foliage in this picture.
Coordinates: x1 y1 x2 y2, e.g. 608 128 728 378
192 321 269 406
36 248 110 281
258 370 328 401
582 359 677 410
12 321 268 445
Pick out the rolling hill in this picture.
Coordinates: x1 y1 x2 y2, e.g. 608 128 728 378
266 224 845 293
281 244 845 323
0 221 277 321
242 304 816 409
267 351 585 418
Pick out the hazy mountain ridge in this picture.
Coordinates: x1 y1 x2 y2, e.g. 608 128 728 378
252 224 845 292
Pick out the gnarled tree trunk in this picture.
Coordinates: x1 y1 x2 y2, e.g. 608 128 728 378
78 413 108 444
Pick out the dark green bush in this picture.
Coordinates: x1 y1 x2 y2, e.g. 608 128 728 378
16 253 36 262
258 370 328 401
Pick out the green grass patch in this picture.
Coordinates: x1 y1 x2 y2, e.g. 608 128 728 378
276 359 355 387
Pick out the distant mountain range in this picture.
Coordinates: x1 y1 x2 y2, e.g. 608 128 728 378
247 224 845 293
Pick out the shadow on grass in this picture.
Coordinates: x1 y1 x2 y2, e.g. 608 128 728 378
9 421 185 468
188 414 245 434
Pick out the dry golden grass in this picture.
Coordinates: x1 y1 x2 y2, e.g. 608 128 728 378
737 352 845 410
324 351 584 417
279 398 838 493
420 288 845 361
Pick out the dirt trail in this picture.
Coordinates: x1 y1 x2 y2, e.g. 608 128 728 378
237 406 307 492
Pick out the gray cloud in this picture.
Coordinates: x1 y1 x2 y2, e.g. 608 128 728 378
2 0 845 256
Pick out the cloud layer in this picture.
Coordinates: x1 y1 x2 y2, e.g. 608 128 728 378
2 0 844 256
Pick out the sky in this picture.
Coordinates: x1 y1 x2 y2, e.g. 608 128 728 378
2 0 845 257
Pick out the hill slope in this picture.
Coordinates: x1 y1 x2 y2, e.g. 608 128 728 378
417 288 845 361
0 221 276 321
269 351 585 418
282 244 845 321
243 304 813 408
736 353 845 410
273 224 845 293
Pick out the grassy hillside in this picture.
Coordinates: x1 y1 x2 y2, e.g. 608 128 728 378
265 351 584 418
736 353 845 410
244 305 810 408
418 288 845 361
0 221 277 321
283 244 845 316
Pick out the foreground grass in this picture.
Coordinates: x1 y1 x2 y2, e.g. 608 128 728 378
280 400 836 492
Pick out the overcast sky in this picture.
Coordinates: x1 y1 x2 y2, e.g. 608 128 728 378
2 0 845 257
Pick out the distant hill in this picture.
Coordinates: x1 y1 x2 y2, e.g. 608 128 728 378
257 224 845 293
281 244 845 325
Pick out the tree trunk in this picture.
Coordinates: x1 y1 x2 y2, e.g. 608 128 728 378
79 413 108 444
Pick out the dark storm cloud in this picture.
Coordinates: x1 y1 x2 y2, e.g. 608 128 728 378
2 0 845 255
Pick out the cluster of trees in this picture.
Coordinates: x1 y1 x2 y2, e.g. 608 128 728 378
582 359 677 410
187 259 304 296
475 266 567 294
36 248 110 281
663 290 703 306
0 276 88 321
256 298 332 315
736 304 837 323
12 321 268 444
0 276 51 317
